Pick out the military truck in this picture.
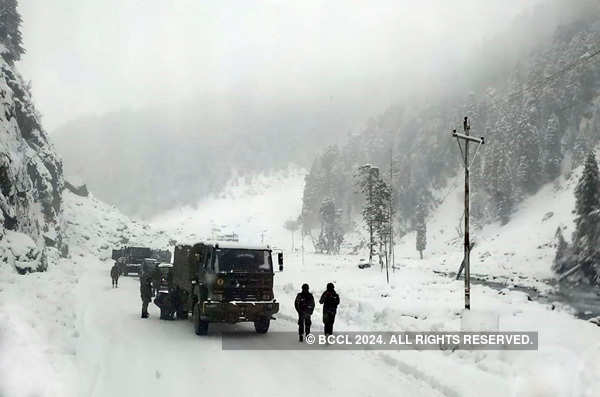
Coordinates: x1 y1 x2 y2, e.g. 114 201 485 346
140 258 159 279
172 242 283 335
151 249 172 264
111 246 153 276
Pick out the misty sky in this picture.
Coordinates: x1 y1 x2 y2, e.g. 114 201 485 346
18 0 542 132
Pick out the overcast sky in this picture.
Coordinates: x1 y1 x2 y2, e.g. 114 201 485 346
17 0 542 132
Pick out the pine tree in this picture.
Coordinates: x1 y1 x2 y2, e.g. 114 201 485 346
544 113 562 180
572 133 588 168
356 164 380 263
0 0 25 64
415 200 426 259
372 177 392 268
573 151 600 283
552 227 572 274
516 115 542 195
317 198 344 254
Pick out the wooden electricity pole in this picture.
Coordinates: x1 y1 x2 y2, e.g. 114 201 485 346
452 117 484 310
388 147 394 278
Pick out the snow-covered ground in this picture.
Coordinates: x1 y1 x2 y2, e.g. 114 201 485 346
1 168 599 397
151 167 305 249
396 173 580 290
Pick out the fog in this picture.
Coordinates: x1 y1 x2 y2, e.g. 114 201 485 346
14 0 589 218
19 0 547 131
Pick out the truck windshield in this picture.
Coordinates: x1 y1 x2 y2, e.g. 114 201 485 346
215 249 272 273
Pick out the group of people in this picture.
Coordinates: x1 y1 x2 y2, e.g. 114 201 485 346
295 282 340 342
110 260 174 319
140 268 183 320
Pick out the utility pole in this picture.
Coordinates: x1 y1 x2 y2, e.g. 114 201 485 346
260 230 267 245
388 147 394 279
452 117 484 310
301 230 305 267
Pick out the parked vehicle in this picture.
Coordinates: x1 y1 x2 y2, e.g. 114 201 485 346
172 242 283 335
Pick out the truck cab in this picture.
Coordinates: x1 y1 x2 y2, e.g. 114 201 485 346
172 242 282 335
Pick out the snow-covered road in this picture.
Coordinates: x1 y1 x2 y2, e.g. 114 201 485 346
73 259 445 397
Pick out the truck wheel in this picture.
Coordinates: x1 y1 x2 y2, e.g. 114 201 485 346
254 317 270 334
193 304 208 335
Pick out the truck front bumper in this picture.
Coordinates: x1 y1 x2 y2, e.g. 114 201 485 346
200 300 279 323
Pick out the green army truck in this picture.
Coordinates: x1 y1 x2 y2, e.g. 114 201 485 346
172 242 283 335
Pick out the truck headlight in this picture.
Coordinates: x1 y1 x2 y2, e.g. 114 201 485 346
262 293 272 300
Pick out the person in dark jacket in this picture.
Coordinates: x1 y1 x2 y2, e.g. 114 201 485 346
294 283 315 342
319 282 340 336
151 267 161 297
140 275 153 318
110 263 120 288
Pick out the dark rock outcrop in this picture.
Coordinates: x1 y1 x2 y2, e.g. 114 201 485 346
0 57 66 272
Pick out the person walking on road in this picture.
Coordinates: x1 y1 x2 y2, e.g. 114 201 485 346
295 283 315 342
140 275 153 318
110 262 120 288
319 282 340 336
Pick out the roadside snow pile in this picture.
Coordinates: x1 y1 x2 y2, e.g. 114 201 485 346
0 256 80 397
1 186 175 397
62 190 174 259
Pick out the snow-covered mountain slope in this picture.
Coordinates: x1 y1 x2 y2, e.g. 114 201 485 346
63 190 173 259
0 58 65 273
150 167 305 249
394 162 588 289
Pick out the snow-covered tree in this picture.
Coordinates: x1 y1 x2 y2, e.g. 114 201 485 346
573 151 600 283
515 116 542 196
544 113 562 180
415 201 426 259
552 227 573 274
356 164 380 263
316 198 344 255
283 219 299 251
572 133 588 168
0 0 25 64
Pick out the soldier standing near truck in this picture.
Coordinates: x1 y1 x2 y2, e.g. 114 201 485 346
295 283 315 342
152 266 161 297
319 282 340 336
140 275 153 318
110 262 120 288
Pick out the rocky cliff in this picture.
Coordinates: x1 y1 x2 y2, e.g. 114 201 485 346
0 57 65 273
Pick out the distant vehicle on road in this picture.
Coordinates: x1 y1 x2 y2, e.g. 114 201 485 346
151 249 172 264
112 246 153 276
